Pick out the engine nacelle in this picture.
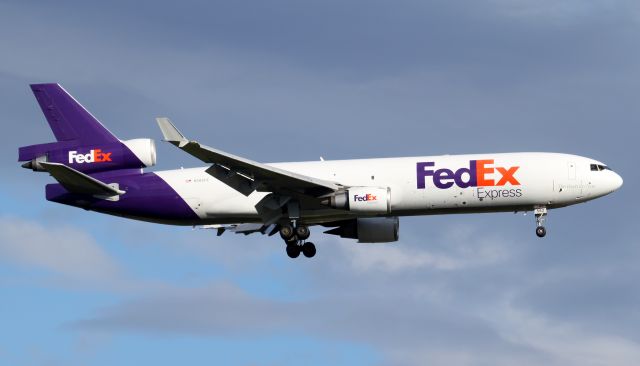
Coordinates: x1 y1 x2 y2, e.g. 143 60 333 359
19 138 157 173
325 217 400 243
322 186 391 214
121 138 157 168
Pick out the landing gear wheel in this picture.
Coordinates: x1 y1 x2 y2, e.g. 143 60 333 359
286 244 301 258
302 242 316 258
295 226 310 240
279 224 295 241
534 206 548 238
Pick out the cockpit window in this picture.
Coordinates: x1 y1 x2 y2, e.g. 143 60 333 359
590 164 611 171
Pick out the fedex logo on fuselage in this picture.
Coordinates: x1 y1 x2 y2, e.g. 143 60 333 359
354 193 377 202
417 160 520 189
68 149 112 164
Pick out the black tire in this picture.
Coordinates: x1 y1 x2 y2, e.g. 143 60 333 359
295 226 310 240
286 244 301 258
536 226 546 238
280 224 295 240
302 242 316 258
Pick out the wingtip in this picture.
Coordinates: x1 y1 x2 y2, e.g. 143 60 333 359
155 117 187 142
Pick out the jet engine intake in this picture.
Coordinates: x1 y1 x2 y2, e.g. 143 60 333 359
121 138 157 168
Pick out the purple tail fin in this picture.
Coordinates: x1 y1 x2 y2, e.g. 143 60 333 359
30 83 119 143
20 84 156 173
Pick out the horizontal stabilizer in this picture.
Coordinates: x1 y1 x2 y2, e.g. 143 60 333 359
40 162 125 198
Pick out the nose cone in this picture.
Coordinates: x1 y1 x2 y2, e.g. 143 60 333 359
611 172 623 191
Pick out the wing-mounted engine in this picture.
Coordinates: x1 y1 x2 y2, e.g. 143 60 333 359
325 217 400 243
321 186 391 214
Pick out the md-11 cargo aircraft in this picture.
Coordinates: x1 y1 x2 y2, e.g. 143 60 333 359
20 84 623 259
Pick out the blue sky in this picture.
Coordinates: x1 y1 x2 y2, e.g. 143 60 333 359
1 0 639 365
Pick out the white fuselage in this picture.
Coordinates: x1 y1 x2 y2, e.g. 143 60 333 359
154 152 623 225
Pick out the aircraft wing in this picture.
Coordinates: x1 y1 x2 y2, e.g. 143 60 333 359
40 162 125 198
156 117 341 197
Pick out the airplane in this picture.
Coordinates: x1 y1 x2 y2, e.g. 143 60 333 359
19 84 623 259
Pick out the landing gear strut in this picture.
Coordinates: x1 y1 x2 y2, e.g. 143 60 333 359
534 206 547 238
280 224 315 259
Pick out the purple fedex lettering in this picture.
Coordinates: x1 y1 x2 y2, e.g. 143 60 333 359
417 161 478 189
454 161 477 188
416 162 434 189
434 168 455 189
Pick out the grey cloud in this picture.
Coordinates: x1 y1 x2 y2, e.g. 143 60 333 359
69 220 640 365
70 282 544 366
0 216 121 282
0 215 178 294
2 0 639 167
7 0 638 79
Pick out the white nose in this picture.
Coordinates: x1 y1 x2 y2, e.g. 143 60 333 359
611 172 623 191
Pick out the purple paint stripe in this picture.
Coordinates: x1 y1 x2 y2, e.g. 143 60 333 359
46 172 199 223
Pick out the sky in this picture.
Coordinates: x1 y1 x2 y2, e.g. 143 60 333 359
1 0 639 365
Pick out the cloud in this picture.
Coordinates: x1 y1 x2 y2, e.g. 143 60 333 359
69 279 534 364
494 305 640 366
69 220 637 365
0 216 121 282
74 277 639 366
488 0 637 24
343 224 511 273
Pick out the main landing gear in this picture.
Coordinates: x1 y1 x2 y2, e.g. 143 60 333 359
534 206 547 238
280 223 316 259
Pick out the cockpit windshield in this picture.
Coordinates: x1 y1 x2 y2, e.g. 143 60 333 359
590 164 611 171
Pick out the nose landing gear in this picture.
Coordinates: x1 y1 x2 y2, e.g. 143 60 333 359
280 224 316 259
534 206 547 238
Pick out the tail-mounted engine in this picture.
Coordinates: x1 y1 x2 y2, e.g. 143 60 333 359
20 138 157 173
19 84 158 174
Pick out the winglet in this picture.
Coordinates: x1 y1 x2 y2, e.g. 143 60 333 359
156 117 188 147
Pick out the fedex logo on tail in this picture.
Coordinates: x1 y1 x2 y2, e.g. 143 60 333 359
68 149 112 164
417 160 520 189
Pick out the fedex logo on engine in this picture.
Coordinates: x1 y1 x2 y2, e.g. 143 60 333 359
68 149 113 164
417 160 520 189
354 193 377 202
